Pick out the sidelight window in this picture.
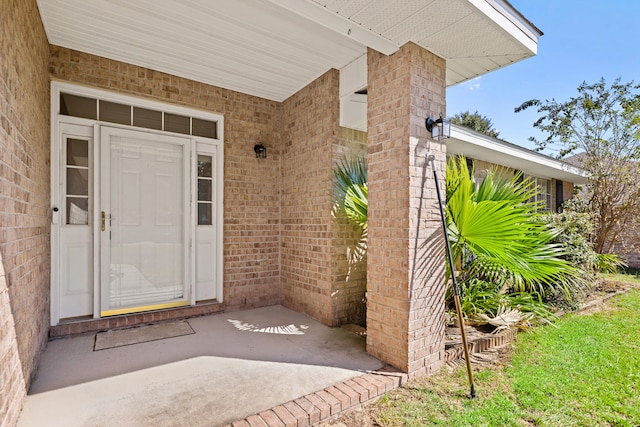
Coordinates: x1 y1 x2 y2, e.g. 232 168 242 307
197 155 213 225
65 137 90 225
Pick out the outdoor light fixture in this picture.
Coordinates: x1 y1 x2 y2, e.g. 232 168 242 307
425 115 451 139
254 143 267 158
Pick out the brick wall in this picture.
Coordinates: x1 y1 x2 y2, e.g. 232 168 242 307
279 71 368 327
471 158 578 213
367 43 447 376
610 219 640 268
472 159 501 183
331 127 367 326
49 46 367 328
280 70 338 325
562 181 575 205
49 46 283 311
0 0 51 425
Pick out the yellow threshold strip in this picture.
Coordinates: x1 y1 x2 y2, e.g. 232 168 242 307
101 301 190 317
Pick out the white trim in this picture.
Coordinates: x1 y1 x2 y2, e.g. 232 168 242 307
486 0 543 41
194 143 224 303
266 0 399 55
92 124 101 319
468 0 540 55
50 86 60 325
448 124 588 184
50 82 225 325
339 54 367 98
52 81 224 139
339 54 368 131
190 143 197 306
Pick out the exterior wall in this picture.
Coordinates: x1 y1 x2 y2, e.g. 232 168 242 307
367 43 447 377
471 159 505 183
49 46 282 312
0 0 51 425
331 127 367 326
611 220 640 268
280 70 338 325
49 49 369 329
562 180 574 204
470 158 577 213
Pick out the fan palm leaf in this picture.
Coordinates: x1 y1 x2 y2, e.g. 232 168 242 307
333 158 368 231
446 156 580 296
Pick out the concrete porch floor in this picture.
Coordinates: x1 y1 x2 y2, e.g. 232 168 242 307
18 305 389 427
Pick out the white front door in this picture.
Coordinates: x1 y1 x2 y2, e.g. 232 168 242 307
51 83 224 325
98 127 193 317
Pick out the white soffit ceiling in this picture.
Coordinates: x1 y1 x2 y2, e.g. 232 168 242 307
37 0 540 102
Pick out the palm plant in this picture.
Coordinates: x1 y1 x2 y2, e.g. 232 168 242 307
445 156 588 325
332 155 586 325
446 156 583 297
332 158 368 232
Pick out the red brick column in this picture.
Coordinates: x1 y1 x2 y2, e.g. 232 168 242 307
366 43 447 377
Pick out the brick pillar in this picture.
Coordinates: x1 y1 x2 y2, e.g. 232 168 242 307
366 43 447 377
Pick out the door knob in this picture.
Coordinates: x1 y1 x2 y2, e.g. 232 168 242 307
101 211 106 231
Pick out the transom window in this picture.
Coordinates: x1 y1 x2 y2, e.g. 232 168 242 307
60 93 218 139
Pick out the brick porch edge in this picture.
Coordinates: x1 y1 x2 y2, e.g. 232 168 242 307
223 327 519 427
222 366 408 427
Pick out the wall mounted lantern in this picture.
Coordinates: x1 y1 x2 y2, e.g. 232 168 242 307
425 115 451 139
254 143 267 158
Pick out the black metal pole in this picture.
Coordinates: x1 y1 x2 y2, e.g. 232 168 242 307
427 153 476 399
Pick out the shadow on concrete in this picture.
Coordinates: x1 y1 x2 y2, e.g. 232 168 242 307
20 305 384 427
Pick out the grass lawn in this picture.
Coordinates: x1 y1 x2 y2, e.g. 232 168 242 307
600 267 640 285
345 283 640 426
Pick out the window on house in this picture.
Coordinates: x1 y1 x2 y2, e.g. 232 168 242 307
466 158 474 179
520 174 553 211
60 94 97 120
193 118 217 139
99 100 131 125
59 92 218 139
133 107 162 130
197 155 213 225
533 177 552 211
165 113 191 135
514 169 524 184
65 138 90 225
555 180 564 212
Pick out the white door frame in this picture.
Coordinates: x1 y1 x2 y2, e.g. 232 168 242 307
50 81 224 325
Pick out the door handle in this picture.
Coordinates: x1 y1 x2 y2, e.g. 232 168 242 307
101 211 106 231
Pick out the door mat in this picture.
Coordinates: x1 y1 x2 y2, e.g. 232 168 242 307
94 320 195 351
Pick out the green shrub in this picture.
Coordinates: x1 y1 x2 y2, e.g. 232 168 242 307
537 200 602 309
456 278 555 327
596 253 627 273
538 207 598 272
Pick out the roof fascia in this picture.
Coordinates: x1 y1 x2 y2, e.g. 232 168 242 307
449 124 589 183
468 0 542 54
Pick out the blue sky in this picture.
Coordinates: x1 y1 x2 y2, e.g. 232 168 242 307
447 0 640 154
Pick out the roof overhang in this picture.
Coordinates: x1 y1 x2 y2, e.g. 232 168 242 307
37 0 541 103
447 125 589 184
